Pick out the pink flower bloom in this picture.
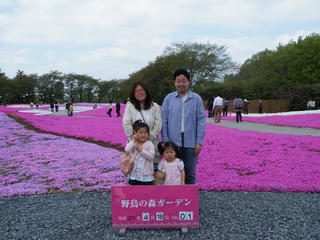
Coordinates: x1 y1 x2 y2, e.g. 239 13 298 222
1 106 320 197
223 113 320 129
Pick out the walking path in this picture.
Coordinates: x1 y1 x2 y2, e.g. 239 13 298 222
206 118 320 136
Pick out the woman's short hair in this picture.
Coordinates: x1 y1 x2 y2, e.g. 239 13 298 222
129 82 152 110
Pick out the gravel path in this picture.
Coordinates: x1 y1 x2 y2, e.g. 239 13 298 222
1 191 319 240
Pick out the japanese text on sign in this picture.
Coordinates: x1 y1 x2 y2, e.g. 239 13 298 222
112 185 199 229
120 198 192 208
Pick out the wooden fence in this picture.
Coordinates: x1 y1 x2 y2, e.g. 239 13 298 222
204 99 290 113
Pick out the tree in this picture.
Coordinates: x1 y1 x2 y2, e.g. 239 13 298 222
38 71 63 103
229 33 320 102
127 56 173 103
163 42 239 84
83 77 99 102
126 42 238 104
9 70 38 103
64 73 78 103
53 81 65 102
97 80 122 103
0 69 11 104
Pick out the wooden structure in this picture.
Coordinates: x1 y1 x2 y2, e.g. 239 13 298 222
205 99 290 114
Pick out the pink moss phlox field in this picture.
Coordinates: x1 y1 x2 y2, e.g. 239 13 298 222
0 106 30 114
2 106 320 194
222 114 320 129
14 112 127 148
0 112 127 198
197 123 320 192
75 104 126 117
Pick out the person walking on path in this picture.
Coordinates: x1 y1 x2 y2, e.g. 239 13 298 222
213 95 223 123
207 97 214 118
162 68 206 184
122 81 162 171
107 101 112 117
66 102 70 116
54 102 59 112
307 99 316 110
223 98 228 116
258 100 263 114
233 97 243 122
116 102 121 117
69 103 74 116
50 102 54 112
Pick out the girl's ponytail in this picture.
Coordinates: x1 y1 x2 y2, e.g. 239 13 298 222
132 120 149 133
157 141 166 155
158 141 181 159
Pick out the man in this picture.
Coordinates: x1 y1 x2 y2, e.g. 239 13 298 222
307 100 312 110
116 102 121 117
207 97 214 118
258 100 263 114
233 97 243 122
50 102 54 112
213 95 223 122
107 101 112 117
54 102 59 112
223 98 228 116
65 102 70 116
162 69 206 184
312 100 316 109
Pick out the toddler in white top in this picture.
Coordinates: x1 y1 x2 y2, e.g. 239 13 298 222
156 142 185 185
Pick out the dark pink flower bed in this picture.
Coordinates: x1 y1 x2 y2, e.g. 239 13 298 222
0 106 30 114
14 112 127 148
75 104 126 117
2 108 318 194
222 113 320 129
198 124 320 192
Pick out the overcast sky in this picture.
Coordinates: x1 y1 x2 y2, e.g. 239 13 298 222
0 0 319 80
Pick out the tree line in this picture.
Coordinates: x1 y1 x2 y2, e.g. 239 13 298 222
0 70 127 104
222 33 320 110
1 33 320 110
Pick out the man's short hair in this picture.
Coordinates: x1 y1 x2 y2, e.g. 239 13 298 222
173 69 190 81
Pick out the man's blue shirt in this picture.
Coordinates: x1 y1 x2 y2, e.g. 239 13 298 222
162 90 206 148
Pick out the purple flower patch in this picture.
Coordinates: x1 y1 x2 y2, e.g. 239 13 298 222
0 112 127 198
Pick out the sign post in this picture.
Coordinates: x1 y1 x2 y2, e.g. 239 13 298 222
112 185 199 235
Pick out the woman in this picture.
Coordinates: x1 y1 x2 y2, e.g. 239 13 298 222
122 82 162 171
